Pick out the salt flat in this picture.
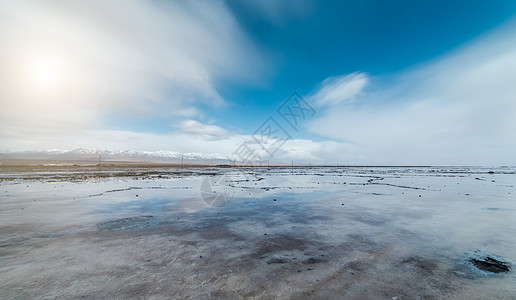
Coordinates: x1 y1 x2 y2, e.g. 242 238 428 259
1 166 515 299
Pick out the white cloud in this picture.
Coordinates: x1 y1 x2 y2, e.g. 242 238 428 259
0 0 352 166
3 1 515 166
272 139 354 164
0 120 353 164
0 0 265 146
308 21 516 165
310 73 369 106
179 120 229 140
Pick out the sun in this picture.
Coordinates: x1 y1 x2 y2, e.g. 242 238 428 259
25 54 65 91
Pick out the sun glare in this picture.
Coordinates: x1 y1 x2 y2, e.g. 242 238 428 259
25 54 65 91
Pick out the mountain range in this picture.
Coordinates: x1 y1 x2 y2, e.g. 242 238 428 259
0 149 232 164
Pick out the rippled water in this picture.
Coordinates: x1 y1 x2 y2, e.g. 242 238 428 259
1 166 515 299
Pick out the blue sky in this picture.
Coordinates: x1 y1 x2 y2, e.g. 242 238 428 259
1 0 516 164
220 0 516 130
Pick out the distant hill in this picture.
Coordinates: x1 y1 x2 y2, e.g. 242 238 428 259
0 148 233 165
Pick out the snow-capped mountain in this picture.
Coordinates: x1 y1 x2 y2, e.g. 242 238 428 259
0 148 232 164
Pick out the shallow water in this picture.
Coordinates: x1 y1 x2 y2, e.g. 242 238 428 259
1 166 515 299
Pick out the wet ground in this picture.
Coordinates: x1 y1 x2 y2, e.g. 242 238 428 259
1 166 515 299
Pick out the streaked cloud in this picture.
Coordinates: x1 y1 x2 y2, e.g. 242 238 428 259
1 1 515 165
308 22 516 165
0 0 265 142
309 73 369 106
0 125 352 164
179 120 229 140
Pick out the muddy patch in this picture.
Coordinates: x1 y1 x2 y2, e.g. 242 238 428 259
254 234 315 258
97 216 158 231
266 257 289 264
470 256 511 273
400 256 438 274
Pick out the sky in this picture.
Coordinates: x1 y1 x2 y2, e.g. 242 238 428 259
1 0 516 165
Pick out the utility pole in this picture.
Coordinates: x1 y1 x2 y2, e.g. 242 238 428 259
98 154 101 166
181 156 184 169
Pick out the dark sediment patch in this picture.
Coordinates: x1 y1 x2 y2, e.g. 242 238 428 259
345 260 371 272
470 256 511 273
345 213 388 226
266 257 289 264
195 220 242 241
254 234 314 258
97 216 157 231
370 182 426 190
341 234 380 252
305 257 324 264
400 256 438 274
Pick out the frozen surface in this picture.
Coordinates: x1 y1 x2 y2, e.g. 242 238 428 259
1 166 515 299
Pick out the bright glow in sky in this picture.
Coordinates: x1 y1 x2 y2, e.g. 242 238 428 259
24 51 66 92
1 0 516 165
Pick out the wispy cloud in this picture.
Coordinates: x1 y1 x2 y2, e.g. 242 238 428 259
179 120 229 140
309 73 369 106
0 126 352 164
0 0 265 146
308 20 516 165
2 1 515 165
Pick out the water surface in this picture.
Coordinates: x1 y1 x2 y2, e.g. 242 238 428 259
1 166 515 299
